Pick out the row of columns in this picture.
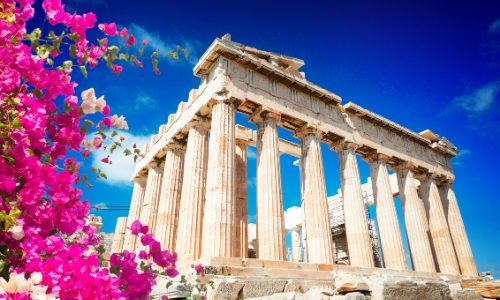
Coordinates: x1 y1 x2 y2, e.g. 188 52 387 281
119 100 476 276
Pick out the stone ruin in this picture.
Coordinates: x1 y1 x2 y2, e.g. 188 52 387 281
110 35 499 299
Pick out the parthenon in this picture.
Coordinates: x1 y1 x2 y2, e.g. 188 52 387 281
113 34 477 279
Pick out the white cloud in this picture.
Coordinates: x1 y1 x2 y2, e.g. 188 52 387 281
247 147 256 160
489 17 500 34
135 92 158 110
90 130 151 186
247 176 256 189
456 149 471 158
454 80 499 113
248 214 256 223
128 23 202 66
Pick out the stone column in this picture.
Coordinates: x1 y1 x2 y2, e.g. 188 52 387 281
154 141 186 252
334 142 374 268
111 217 127 253
294 159 308 263
176 120 209 262
438 180 477 276
420 174 460 275
256 112 286 261
292 229 302 262
201 101 236 258
234 139 249 258
393 163 435 272
123 177 147 252
366 154 407 270
299 128 334 264
137 162 164 252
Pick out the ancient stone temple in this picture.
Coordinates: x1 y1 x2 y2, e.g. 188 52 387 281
112 34 478 290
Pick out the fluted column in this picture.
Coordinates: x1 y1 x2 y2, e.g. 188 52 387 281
234 139 249 258
366 154 407 270
334 142 374 268
137 162 164 252
294 159 308 263
393 163 435 272
420 174 460 275
202 101 236 258
299 128 334 264
176 120 209 262
438 180 477 276
111 217 128 253
256 112 286 261
154 141 186 252
123 177 147 252
292 229 302 262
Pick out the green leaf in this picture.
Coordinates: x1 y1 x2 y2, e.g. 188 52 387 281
100 173 107 180
124 149 132 156
63 102 72 111
165 281 173 289
134 155 138 163
182 48 189 60
62 60 72 70
114 141 121 147
91 167 97 172
67 33 81 42
176 45 181 51
152 58 159 70
12 118 21 129
69 44 78 58
84 120 95 127
82 174 88 185
37 44 53 59
9 208 21 219
138 48 144 56
107 45 119 52
78 107 85 117
28 28 41 42
130 55 136 67
27 90 43 98
134 149 140 154
47 30 57 39
110 145 116 154
109 264 120 276
46 58 54 66
12 97 20 104
150 51 158 58
97 38 106 47
80 124 88 134
111 130 118 138
119 53 129 61
79 65 88 79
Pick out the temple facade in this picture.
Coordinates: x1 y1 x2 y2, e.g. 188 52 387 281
112 34 477 277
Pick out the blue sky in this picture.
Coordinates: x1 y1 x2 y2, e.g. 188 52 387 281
29 0 500 276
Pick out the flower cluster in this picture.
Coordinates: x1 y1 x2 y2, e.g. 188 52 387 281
0 0 189 299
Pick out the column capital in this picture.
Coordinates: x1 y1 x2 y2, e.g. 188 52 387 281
388 160 416 173
293 126 322 139
146 160 164 170
248 106 281 124
414 171 438 182
186 116 211 132
361 152 389 164
131 175 147 184
164 139 187 152
329 139 359 152
235 138 250 147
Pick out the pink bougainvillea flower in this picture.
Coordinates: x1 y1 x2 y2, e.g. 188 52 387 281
117 27 128 37
100 157 109 163
126 34 135 46
98 22 117 36
81 88 106 114
142 40 148 46
111 115 129 130
155 68 161 75
161 296 169 300
133 143 136 148
135 57 143 68
129 220 148 235
119 136 124 141
111 64 123 75
82 149 90 159
102 116 113 129
102 105 110 115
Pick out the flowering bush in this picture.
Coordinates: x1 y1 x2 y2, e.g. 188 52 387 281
0 0 193 299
